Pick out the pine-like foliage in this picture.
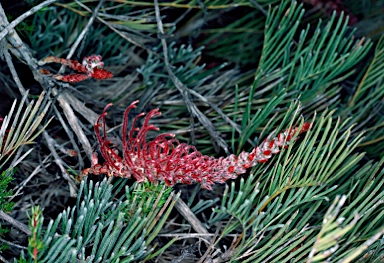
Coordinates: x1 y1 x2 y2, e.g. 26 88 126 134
0 92 50 256
18 178 177 262
0 169 13 254
0 92 51 170
0 0 383 262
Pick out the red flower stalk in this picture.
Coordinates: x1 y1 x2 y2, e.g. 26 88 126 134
81 101 311 190
38 54 113 83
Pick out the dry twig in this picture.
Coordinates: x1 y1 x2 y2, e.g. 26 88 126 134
0 3 91 195
11 155 52 200
72 0 153 53
173 196 210 236
59 0 105 73
0 254 10 263
153 0 229 154
0 210 31 236
0 0 56 41
42 131 78 196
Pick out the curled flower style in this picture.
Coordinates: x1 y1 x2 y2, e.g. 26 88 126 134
81 101 311 189
38 54 113 83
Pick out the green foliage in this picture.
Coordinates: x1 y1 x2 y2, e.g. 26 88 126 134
0 169 13 212
137 43 226 89
0 92 51 170
130 0 375 155
200 10 265 66
130 181 173 212
116 0 279 9
0 91 50 256
0 226 9 254
306 194 384 263
236 0 371 152
0 168 14 254
19 178 178 262
27 206 44 262
208 110 384 262
6 14 35 38
343 35 384 157
26 2 160 63
135 43 230 153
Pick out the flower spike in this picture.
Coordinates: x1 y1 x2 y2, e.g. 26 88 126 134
81 101 311 190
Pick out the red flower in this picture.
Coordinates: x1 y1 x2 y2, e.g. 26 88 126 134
33 247 38 260
38 54 113 83
81 101 311 190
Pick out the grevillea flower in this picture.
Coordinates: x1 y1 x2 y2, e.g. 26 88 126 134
38 54 113 83
81 101 311 190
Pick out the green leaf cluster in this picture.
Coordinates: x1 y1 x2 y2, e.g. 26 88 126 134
208 109 384 262
18 178 178 262
0 168 14 254
0 92 51 170
26 2 159 63
0 169 13 213
0 92 50 256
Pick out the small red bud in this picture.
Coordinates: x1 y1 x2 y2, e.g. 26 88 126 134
263 150 272 156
